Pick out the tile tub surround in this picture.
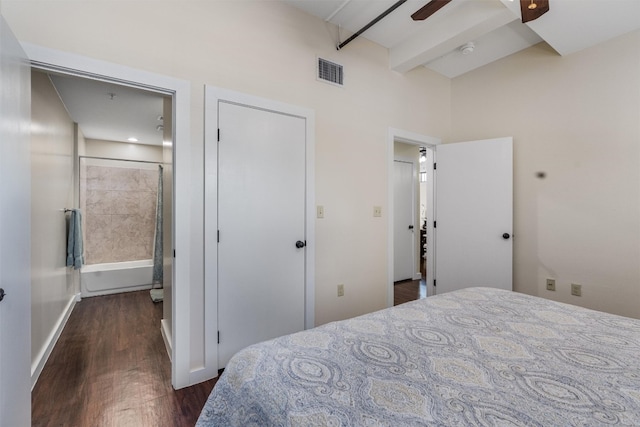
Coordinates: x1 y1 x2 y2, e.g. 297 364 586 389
81 164 159 265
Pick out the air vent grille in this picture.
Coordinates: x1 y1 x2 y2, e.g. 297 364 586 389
318 58 344 86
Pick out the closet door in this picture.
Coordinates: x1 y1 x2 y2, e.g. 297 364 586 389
216 101 306 367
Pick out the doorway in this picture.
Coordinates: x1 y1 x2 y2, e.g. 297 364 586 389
387 128 440 307
24 44 196 389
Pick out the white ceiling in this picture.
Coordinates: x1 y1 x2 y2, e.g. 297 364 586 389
283 0 640 78
48 73 167 146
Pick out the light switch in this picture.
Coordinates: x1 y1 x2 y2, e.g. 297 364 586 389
373 206 382 217
317 205 324 219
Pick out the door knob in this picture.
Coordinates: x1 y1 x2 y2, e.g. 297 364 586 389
0 288 5 302
295 240 306 248
502 233 511 240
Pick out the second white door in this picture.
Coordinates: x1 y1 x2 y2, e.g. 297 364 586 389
435 137 513 294
393 160 415 282
217 101 306 367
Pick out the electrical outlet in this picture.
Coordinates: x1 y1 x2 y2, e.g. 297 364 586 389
373 206 382 217
337 284 344 297
317 205 324 219
571 283 582 296
546 278 556 291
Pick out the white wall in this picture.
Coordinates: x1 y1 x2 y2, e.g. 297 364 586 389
85 138 163 163
450 32 640 318
30 70 77 376
2 1 451 378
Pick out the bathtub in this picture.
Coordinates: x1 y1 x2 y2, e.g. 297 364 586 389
81 259 154 297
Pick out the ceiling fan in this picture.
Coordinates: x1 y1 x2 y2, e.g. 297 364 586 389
411 0 549 23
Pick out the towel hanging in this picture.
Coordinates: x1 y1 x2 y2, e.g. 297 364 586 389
66 209 84 269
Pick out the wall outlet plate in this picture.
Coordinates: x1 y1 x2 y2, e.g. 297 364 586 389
546 278 556 291
337 284 344 297
571 283 582 296
373 206 382 217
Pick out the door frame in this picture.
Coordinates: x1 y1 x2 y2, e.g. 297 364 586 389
387 128 440 307
204 86 315 371
22 43 193 388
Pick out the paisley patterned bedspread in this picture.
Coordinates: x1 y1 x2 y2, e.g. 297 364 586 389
197 287 640 426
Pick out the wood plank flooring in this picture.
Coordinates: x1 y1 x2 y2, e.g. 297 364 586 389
33 284 423 426
31 291 218 427
394 278 427 306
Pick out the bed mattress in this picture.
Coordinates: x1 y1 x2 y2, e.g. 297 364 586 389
197 287 640 426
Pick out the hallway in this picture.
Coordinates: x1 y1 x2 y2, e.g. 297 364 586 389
31 291 217 427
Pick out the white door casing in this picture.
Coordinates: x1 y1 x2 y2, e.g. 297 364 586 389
393 160 415 282
22 43 196 388
0 16 31 427
435 137 513 294
387 128 440 307
204 87 315 370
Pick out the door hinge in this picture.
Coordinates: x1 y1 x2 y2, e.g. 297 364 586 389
434 279 436 287
173 249 176 258
217 230 220 243
433 162 436 170
434 221 436 228
217 128 220 142
217 331 220 344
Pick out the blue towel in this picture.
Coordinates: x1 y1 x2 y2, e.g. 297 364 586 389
66 209 84 269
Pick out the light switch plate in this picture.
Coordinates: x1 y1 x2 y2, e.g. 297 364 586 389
373 206 382 217
317 205 324 219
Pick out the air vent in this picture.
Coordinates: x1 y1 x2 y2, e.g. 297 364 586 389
318 58 344 86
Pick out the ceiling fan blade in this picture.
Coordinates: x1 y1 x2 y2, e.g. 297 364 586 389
411 0 452 21
520 0 549 23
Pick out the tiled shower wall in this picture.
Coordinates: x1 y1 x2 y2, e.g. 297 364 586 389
80 163 159 265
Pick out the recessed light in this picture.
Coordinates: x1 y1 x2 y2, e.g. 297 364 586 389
127 137 138 142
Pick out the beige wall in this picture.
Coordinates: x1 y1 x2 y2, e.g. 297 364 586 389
30 70 77 370
2 1 451 330
450 32 640 318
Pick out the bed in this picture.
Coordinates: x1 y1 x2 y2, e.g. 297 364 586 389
197 287 640 426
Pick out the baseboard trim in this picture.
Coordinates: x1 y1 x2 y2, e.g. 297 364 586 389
161 318 172 362
31 292 80 390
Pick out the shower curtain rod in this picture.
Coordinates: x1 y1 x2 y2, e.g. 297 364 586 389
79 155 166 165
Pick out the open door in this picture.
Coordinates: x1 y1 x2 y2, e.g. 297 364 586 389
435 137 513 294
0 15 32 427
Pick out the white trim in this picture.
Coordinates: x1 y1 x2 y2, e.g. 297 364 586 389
160 318 172 361
387 128 440 307
31 293 79 390
204 86 315 371
23 43 192 389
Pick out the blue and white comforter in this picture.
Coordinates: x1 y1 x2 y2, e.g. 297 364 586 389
197 287 640 426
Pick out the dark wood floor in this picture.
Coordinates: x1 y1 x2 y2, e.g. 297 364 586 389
394 278 427 306
31 291 218 427
33 284 424 426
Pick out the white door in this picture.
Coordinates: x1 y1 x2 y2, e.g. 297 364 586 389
218 101 306 367
0 16 32 427
393 160 414 282
435 137 512 294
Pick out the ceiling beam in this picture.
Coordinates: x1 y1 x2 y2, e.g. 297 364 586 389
390 3 519 73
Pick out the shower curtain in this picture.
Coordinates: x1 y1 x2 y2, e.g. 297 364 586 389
152 165 163 287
